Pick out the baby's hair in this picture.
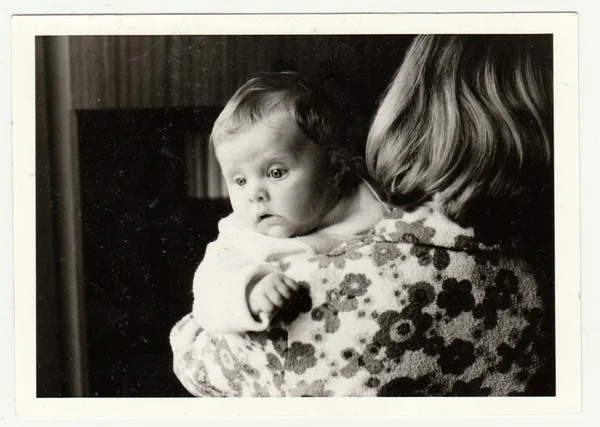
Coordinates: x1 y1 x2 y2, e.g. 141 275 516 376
211 71 356 190
366 35 552 227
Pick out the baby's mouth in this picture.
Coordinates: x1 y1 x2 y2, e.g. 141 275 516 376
257 213 273 222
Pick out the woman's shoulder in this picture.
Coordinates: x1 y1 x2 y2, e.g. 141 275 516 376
370 203 500 252
276 202 546 396
335 201 541 291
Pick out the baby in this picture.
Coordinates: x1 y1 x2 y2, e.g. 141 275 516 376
192 72 388 333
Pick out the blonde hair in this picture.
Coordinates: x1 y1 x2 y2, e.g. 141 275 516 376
366 35 552 226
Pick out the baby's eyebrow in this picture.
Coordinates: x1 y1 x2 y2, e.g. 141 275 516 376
265 153 295 163
220 167 239 178
266 157 287 164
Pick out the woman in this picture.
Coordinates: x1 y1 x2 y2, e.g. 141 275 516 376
170 34 553 397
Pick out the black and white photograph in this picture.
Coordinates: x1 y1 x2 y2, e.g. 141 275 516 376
11 13 580 417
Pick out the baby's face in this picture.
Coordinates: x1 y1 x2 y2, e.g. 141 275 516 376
215 116 338 238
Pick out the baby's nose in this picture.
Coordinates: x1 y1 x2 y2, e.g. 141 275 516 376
250 187 269 202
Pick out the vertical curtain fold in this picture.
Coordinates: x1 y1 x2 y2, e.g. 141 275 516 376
44 36 89 397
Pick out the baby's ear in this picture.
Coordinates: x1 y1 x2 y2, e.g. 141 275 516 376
329 151 347 188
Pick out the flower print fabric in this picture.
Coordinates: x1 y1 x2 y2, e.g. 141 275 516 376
170 203 548 397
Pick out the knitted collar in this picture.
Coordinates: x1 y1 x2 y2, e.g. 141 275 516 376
318 178 390 232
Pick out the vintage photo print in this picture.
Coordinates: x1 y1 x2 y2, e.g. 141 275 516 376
12 13 579 417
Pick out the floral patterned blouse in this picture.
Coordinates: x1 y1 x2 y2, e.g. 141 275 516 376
170 203 549 397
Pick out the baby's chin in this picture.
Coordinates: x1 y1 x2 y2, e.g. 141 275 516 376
241 215 312 239
262 225 295 239
253 222 300 239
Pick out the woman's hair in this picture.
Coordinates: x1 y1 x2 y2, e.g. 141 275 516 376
366 35 553 227
210 71 357 190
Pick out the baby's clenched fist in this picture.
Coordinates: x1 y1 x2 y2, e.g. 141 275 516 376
247 272 298 319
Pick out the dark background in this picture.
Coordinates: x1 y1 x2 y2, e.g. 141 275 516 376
36 35 555 397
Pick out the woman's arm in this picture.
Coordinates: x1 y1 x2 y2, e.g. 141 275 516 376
170 313 286 397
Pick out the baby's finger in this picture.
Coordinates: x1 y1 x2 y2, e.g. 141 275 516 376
266 287 286 307
281 276 298 291
258 311 271 324
259 297 276 315
275 282 293 299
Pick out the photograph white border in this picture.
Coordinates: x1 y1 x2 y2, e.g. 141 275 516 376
11 12 580 418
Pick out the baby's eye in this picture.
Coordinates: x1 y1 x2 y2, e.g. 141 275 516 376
268 168 287 180
234 177 246 186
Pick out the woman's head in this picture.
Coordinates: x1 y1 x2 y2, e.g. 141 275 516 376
366 35 552 228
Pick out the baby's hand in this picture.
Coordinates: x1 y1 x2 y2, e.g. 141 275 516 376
248 273 298 320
